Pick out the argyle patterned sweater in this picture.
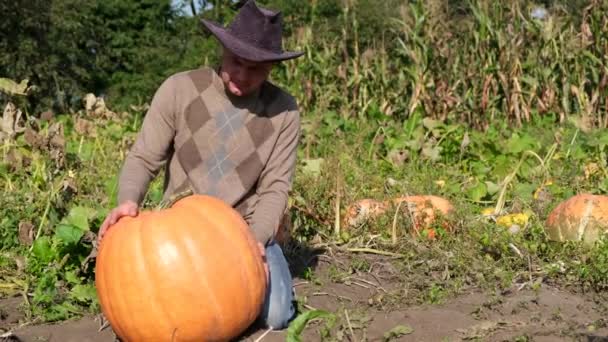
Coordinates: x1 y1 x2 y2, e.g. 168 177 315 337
117 67 300 245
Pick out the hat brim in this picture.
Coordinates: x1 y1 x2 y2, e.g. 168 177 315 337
201 18 304 63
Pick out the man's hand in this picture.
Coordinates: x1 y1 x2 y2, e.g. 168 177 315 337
98 201 139 241
258 242 269 283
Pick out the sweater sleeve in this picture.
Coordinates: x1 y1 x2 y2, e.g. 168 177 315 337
249 108 301 245
117 76 177 205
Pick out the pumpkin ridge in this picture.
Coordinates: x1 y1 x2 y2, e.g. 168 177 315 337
178 196 265 333
199 198 263 321
96 222 123 338
128 213 154 340
175 198 239 336
173 205 222 339
140 211 181 340
107 219 131 339
577 198 595 241
114 215 144 340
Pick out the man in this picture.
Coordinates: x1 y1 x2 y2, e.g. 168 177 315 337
98 0 304 330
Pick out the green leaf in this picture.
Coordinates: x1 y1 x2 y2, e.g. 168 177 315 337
286 310 336 342
55 224 85 245
64 206 97 231
505 133 536 154
422 117 443 130
421 145 442 161
384 325 414 341
404 139 422 152
403 111 422 140
64 270 81 285
32 237 57 263
468 181 487 202
301 158 324 177
485 181 500 196
69 284 98 304
586 133 608 148
514 182 536 201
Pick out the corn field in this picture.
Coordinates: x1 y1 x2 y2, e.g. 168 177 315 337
276 0 608 131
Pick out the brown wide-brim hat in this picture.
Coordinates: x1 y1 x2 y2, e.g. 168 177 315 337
200 0 304 63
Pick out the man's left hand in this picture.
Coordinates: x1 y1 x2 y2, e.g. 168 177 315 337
258 242 269 283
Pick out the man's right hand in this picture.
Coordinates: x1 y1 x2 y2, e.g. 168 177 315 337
98 201 139 241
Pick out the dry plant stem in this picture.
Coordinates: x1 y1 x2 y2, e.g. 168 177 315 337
303 304 317 311
494 150 546 214
253 327 273 342
344 309 357 342
399 192 420 237
509 243 524 259
350 275 382 289
345 247 405 258
565 128 579 159
367 126 386 160
292 203 331 226
334 164 342 237
98 317 110 332
391 200 405 245
528 255 533 283
312 292 354 302
30 183 58 252
0 332 16 339
157 188 194 210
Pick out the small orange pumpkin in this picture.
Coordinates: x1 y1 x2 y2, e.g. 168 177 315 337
545 193 608 245
344 195 454 233
391 195 455 232
344 199 390 227
95 194 267 342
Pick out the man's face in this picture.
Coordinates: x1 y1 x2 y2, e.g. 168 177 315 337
219 49 274 97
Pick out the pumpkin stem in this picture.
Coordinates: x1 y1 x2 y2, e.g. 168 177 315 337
157 188 194 210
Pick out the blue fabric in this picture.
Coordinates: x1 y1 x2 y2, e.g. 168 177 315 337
259 242 296 329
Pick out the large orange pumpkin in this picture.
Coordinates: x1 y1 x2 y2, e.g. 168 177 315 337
344 195 454 232
545 193 608 245
95 194 267 342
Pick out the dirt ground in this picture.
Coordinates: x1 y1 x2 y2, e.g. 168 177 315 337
2 249 608 342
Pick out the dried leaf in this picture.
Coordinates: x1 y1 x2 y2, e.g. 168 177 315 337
456 320 524 340
14 255 26 273
75 118 97 137
0 77 32 96
5 148 26 171
422 117 443 130
421 144 441 161
84 93 97 112
1 103 25 139
388 149 409 166
23 127 44 149
18 221 34 246
460 131 470 150
40 110 54 122
384 325 414 341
